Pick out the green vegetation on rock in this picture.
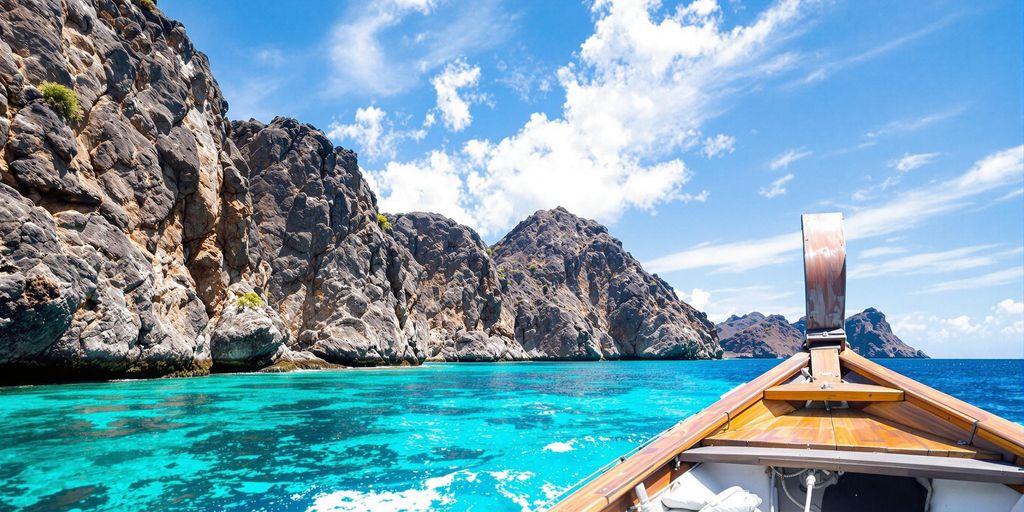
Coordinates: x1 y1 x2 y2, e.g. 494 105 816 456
377 213 393 231
38 82 83 122
235 292 264 310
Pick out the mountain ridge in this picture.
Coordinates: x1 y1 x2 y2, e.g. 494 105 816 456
717 309 927 358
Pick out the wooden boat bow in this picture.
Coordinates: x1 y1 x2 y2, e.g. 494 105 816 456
546 213 1024 512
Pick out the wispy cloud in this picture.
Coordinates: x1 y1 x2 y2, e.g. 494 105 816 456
759 173 794 198
891 151 940 172
851 175 900 201
849 245 1020 279
859 246 907 259
865 105 967 140
921 267 1024 293
769 148 812 170
645 145 1024 273
325 0 509 97
798 14 960 85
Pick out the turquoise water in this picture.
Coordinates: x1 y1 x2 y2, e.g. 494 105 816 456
0 359 1021 511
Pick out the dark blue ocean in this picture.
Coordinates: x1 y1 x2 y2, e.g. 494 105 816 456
0 359 1020 511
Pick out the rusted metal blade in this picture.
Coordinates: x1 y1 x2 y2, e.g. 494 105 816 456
802 213 847 350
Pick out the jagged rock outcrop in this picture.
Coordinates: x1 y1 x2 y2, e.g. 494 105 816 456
717 313 803 358
0 0 291 382
843 308 927 358
389 212 525 361
230 118 428 366
717 308 927 358
493 207 720 360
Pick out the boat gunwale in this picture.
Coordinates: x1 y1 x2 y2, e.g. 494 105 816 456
547 352 810 512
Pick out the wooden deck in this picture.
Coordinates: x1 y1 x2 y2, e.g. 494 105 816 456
705 407 1000 459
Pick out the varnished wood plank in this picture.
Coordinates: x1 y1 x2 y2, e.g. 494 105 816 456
810 347 842 383
764 382 903 402
840 350 1024 458
802 213 847 350
830 409 997 460
707 409 836 450
548 353 810 512
725 399 797 432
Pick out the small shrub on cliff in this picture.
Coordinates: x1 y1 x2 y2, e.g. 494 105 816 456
38 82 83 122
235 292 264 310
377 213 393 231
138 0 157 11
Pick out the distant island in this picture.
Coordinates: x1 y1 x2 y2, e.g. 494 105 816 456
716 308 927 359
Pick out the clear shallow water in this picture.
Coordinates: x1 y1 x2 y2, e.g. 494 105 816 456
0 359 1020 512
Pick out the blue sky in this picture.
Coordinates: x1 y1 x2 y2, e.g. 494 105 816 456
162 0 1024 358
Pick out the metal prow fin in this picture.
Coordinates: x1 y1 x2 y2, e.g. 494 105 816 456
801 213 847 353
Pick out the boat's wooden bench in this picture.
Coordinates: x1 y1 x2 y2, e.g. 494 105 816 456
764 382 903 402
679 446 1024 485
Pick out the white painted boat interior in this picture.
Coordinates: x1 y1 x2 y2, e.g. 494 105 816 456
646 462 1024 512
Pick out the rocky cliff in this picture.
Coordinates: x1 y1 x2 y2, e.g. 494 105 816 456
492 207 720 360
717 313 803 358
0 0 300 382
231 118 428 366
389 212 524 361
842 308 926 358
717 308 926 358
0 1 717 383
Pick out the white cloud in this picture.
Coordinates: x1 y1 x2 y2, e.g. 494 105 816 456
859 246 907 259
255 48 285 68
769 148 812 170
371 150 475 225
851 175 899 201
995 298 1024 316
327 106 426 161
371 0 809 235
683 284 800 323
864 105 966 140
795 14 958 85
326 0 508 96
680 287 711 311
892 152 940 172
701 134 736 158
759 173 794 198
431 59 482 132
889 299 1024 357
849 245 1017 279
922 267 1024 293
645 145 1024 273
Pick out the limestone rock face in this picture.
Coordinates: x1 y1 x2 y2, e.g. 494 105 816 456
717 313 803 358
0 0 286 381
719 308 927 359
390 212 525 361
231 118 428 366
493 207 720 360
843 308 927 358
209 284 288 370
